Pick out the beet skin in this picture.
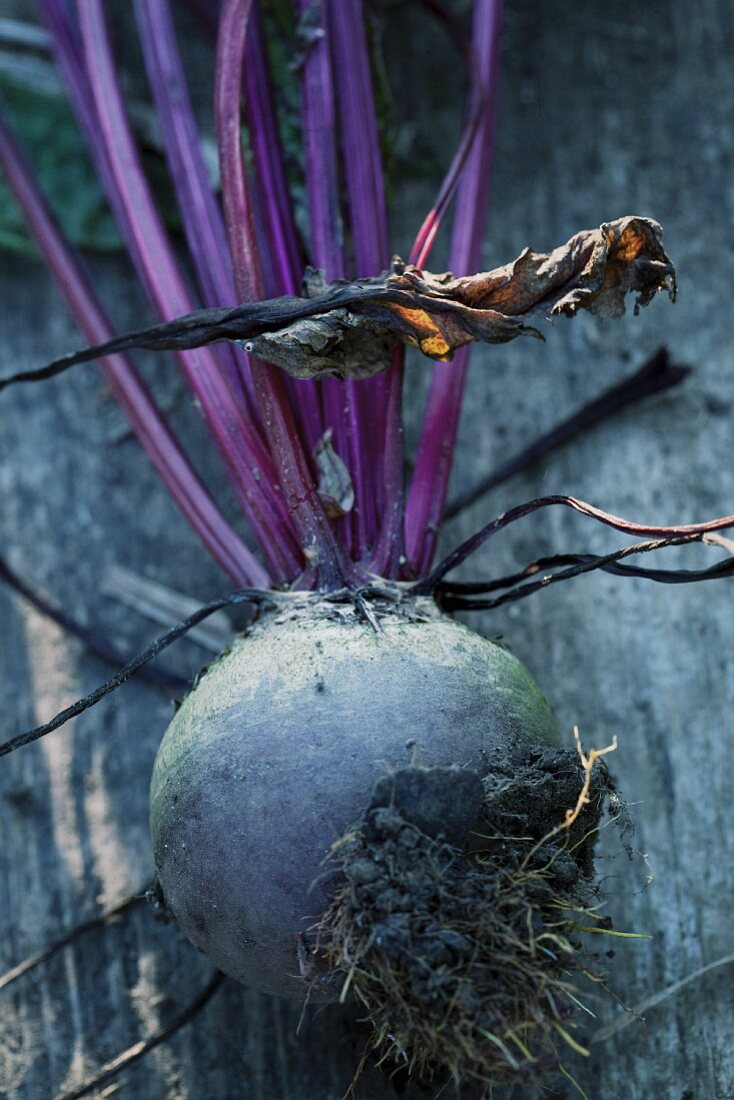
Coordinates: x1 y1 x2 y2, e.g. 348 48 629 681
150 597 558 1000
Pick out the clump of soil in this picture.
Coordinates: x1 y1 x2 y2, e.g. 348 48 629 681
315 746 617 1094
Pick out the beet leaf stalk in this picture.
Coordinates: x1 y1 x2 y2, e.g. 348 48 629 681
215 0 349 590
0 99 263 587
2 1 697 594
35 0 303 582
1 0 508 587
405 0 504 575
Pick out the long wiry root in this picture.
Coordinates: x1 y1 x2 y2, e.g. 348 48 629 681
315 744 624 1094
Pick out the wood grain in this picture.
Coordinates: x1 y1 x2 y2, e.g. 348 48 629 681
1 1 733 1097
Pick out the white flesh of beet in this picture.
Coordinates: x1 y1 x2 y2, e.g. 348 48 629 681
149 598 558 1000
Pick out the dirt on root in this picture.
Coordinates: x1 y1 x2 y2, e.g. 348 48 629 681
315 746 619 1096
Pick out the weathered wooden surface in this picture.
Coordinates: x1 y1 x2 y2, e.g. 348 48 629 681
1 1 733 1097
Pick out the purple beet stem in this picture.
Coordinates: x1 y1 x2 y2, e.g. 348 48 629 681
326 0 395 560
243 7 324 455
0 107 261 586
24 0 498 587
372 0 489 577
37 0 301 581
296 0 354 551
133 0 259 414
369 347 406 577
244 7 303 298
216 0 348 589
405 0 504 576
76 1 299 569
409 2 485 271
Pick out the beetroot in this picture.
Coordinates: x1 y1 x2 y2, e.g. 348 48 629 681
150 596 558 999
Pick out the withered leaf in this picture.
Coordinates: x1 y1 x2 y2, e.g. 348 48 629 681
314 428 355 518
0 218 675 391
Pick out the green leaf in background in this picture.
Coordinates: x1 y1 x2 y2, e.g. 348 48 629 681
0 68 185 260
0 73 122 258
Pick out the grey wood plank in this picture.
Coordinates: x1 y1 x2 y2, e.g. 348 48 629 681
1 1 733 1097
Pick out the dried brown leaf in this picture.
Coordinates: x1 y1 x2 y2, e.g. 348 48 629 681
224 217 674 376
6 217 675 391
313 428 355 518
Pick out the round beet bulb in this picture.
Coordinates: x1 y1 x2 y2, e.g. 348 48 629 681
150 597 558 999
